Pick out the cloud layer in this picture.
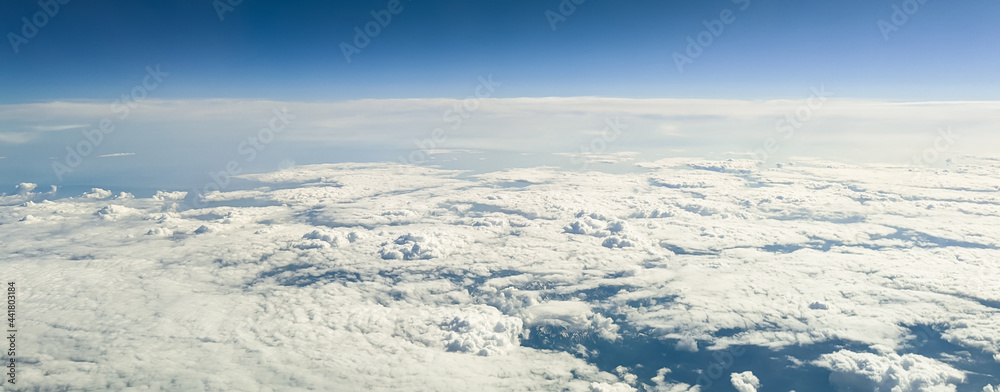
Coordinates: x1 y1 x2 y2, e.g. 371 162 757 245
1 97 998 186
2 155 1000 390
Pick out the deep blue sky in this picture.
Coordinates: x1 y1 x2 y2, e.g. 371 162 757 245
1 0 998 103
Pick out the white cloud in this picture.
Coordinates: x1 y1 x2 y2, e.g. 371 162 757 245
96 152 136 158
15 182 37 194
1 98 998 161
730 371 760 392
0 132 33 144
815 350 966 391
30 124 87 131
588 381 637 392
152 190 187 201
523 301 620 341
379 232 458 260
648 368 699 392
3 156 1000 390
81 188 113 199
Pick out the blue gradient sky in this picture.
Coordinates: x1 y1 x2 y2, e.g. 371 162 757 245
2 0 998 102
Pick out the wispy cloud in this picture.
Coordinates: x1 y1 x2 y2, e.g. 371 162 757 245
0 132 33 144
97 152 136 158
0 124 88 145
31 124 88 132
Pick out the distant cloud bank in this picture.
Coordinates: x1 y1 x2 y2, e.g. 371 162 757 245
0 98 997 165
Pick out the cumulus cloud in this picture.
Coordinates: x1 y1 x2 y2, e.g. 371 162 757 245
3 157 1000 390
815 350 966 391
588 382 637 392
295 229 347 249
523 301 620 341
730 371 760 392
379 232 458 260
15 182 37 194
647 368 699 392
0 183 57 206
81 188 113 199
152 190 187 201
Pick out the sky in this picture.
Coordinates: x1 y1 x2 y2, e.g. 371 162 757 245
0 0 998 192
3 3 1000 391
1 0 998 102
